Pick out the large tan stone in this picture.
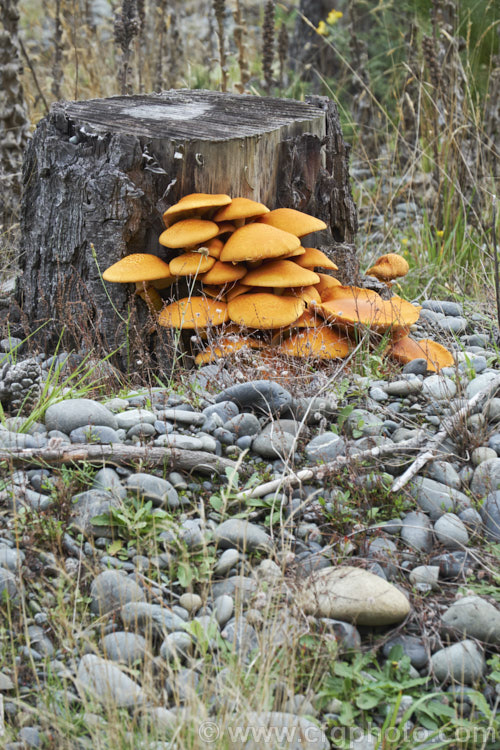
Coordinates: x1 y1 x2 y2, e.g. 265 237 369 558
297 566 410 626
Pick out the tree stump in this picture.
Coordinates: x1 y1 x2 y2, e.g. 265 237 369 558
19 89 357 365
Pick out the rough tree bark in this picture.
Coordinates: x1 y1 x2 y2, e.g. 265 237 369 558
18 89 357 365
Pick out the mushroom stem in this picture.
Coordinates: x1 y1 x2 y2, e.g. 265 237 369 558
135 283 164 315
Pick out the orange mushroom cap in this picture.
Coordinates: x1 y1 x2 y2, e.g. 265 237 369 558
213 197 270 223
162 193 231 227
277 327 350 359
388 336 454 372
295 247 338 271
200 260 247 285
242 259 320 288
220 224 301 263
228 292 305 329
366 253 410 281
103 253 173 283
258 208 327 237
314 286 420 332
159 219 219 249
168 252 216 276
158 297 229 329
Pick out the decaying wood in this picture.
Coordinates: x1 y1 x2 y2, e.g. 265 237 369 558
0 442 237 475
19 89 357 360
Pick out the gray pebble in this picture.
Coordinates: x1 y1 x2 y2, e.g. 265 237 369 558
434 513 469 549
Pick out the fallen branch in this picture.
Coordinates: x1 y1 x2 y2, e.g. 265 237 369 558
0 443 237 475
235 435 425 500
235 371 500 501
391 371 500 492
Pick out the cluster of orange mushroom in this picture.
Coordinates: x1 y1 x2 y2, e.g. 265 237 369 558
102 193 454 372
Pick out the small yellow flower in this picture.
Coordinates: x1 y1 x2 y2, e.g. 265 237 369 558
436 229 444 237
327 9 343 25
316 20 328 35
401 237 409 246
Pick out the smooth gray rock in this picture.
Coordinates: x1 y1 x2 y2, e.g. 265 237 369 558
0 432 38 449
384 379 422 397
120 602 186 636
421 300 463 316
433 513 469 549
91 468 126 499
410 477 471 520
214 594 234 627
224 412 261 437
27 625 54 657
114 408 155 430
305 432 345 462
214 519 273 553
221 618 259 659
69 425 122 444
422 375 457 401
471 459 500 497
471 446 497 466
400 511 433 552
44 398 117 433
425 461 461 490
430 640 485 684
71 490 122 538
480 491 500 540
203 400 240 422
252 430 296 459
124 473 178 508
77 654 147 707
160 631 194 661
345 408 384 437
458 507 482 533
214 548 240 577
154 433 204 450
0 545 23 571
211 576 257 603
298 566 410 626
216 380 292 416
441 595 500 645
382 634 429 669
409 566 440 589
465 371 500 399
90 570 146 615
101 631 147 663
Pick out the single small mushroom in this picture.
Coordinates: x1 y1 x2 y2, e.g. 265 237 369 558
220 224 301 263
159 219 219 249
365 253 410 283
228 292 305 329
387 336 454 372
295 247 338 270
102 253 175 314
158 297 229 329
258 208 327 237
162 193 232 227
